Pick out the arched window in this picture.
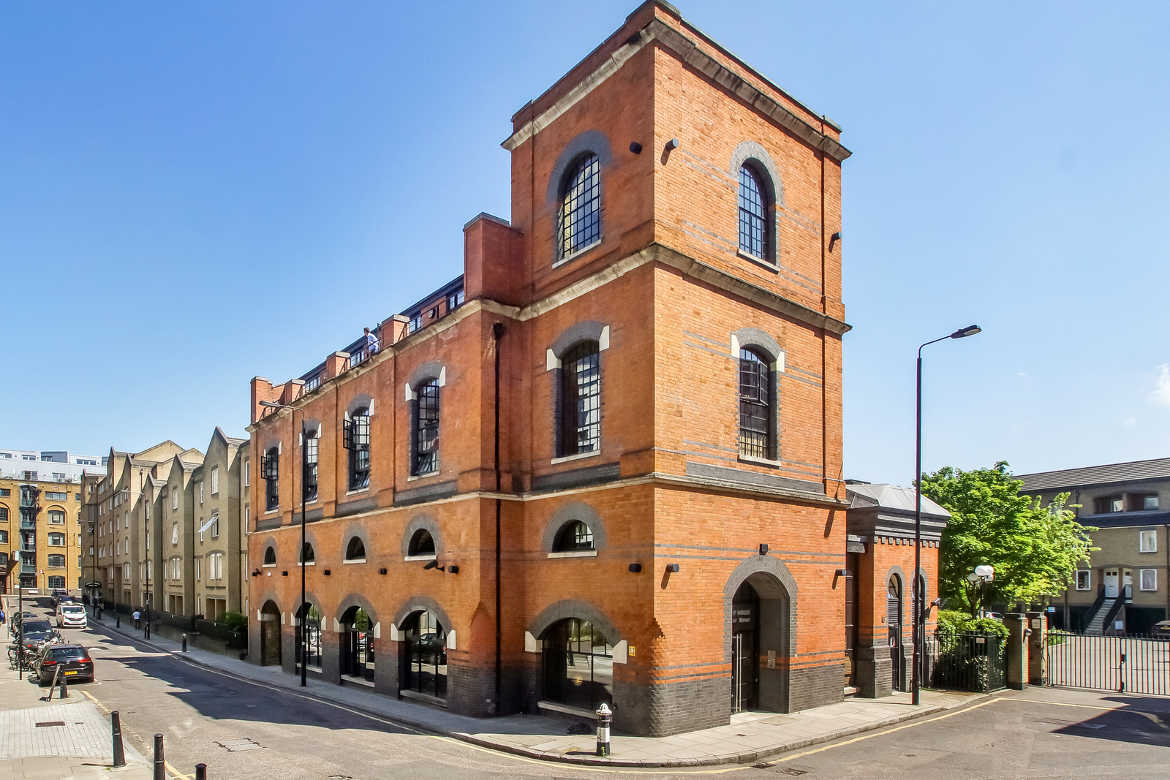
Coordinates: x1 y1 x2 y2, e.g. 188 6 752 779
738 347 772 458
303 427 319 501
299 542 315 565
0 505 7 523
402 610 447 698
340 606 374 681
343 407 371 490
262 446 279 511
557 153 601 259
552 520 594 553
412 380 440 476
408 529 436 558
541 618 613 709
263 546 277 566
738 163 771 261
345 537 366 561
887 575 903 643
559 341 601 457
297 603 323 670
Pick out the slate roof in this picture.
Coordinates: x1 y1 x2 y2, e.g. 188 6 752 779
1016 457 1170 492
846 483 950 519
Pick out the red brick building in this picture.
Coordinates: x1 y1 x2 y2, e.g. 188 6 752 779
244 0 935 736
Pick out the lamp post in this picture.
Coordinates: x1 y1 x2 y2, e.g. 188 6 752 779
259 399 308 687
913 324 981 706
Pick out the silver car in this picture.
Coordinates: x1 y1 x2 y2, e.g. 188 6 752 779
56 603 87 629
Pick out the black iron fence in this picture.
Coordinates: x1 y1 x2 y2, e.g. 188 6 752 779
1047 631 1169 695
930 631 1005 692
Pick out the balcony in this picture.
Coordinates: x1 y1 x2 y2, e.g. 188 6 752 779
20 520 35 531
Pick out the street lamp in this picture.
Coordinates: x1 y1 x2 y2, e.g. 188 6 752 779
913 324 981 706
259 399 308 687
967 565 994 617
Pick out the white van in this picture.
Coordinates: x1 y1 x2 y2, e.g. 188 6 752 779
56 603 88 629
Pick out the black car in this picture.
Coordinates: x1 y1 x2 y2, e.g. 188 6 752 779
50 588 70 605
36 645 94 685
1151 620 1170 640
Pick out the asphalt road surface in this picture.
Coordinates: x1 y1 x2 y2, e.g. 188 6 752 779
19 602 1170 779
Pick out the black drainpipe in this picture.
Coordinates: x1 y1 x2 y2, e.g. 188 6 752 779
492 321 505 713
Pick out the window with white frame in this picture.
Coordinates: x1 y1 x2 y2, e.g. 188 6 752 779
209 552 223 580
171 522 178 545
199 482 204 504
1140 529 1158 553
172 490 178 510
48 509 65 525
244 459 250 487
195 557 201 581
211 466 219 495
1075 570 1091 591
1140 568 1158 591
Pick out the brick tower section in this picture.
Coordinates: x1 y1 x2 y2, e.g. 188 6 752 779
246 0 850 736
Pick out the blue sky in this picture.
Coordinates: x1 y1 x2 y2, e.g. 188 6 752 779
2 1 1167 484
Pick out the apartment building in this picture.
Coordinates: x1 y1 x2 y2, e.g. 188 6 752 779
190 429 247 621
0 476 84 593
0 449 105 484
243 0 875 736
1019 458 1170 634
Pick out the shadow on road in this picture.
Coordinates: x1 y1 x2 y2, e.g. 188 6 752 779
1053 694 1170 747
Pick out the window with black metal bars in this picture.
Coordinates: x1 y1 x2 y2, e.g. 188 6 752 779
560 341 600 456
738 348 771 458
738 164 769 260
413 382 440 475
303 431 319 501
557 153 601 259
261 448 279 510
343 410 371 490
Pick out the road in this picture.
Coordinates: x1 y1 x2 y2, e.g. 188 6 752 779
11 600 1170 778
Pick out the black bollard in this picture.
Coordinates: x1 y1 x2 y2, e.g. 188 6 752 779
195 763 207 780
111 711 126 767
145 621 150 640
153 733 165 780
115 613 120 628
59 676 68 699
181 634 187 653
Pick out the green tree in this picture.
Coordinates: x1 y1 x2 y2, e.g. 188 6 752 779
921 462 1095 616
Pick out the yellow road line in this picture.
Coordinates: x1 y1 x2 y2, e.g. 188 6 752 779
81 688 193 779
88 633 740 776
1005 697 1167 715
773 698 999 763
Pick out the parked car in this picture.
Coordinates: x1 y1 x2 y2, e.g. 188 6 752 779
50 588 70 606
1151 620 1170 640
36 645 94 685
56 603 87 629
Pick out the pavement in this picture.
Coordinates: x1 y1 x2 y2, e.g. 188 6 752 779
0 611 151 779
87 612 989 768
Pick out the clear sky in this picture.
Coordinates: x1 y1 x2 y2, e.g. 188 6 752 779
2 1 1167 484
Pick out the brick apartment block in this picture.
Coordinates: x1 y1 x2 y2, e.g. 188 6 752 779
245 0 940 735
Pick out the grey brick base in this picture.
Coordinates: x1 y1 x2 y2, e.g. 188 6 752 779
856 644 904 698
789 662 845 711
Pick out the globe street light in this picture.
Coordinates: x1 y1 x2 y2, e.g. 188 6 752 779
914 324 981 705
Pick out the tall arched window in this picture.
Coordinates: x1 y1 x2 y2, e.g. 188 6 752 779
412 380 440 476
738 163 771 261
303 427 319 501
0 505 7 523
263 546 276 566
297 603 323 670
559 341 601 457
402 610 447 698
407 528 436 558
738 347 772 458
262 447 279 511
344 408 371 490
299 543 315 565
542 618 613 709
557 153 601 259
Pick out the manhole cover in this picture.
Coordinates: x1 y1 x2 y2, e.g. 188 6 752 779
777 769 809 776
215 737 262 752
35 721 66 728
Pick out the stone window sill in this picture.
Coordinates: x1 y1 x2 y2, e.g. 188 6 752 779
552 238 602 270
547 550 598 559
551 450 600 466
738 454 781 469
343 558 366 565
404 554 437 562
737 249 778 274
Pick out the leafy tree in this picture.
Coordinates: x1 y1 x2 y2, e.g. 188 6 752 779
921 461 1095 616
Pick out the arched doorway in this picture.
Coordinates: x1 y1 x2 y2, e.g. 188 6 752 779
541 618 614 711
401 610 448 699
731 581 759 712
340 606 375 682
727 570 792 713
887 575 903 692
260 601 281 666
296 603 323 672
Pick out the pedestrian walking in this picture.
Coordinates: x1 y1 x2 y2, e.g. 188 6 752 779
133 609 141 630
0 608 6 628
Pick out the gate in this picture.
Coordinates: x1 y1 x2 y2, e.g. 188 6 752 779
1047 631 1169 695
931 632 1005 692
